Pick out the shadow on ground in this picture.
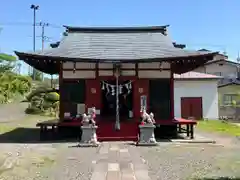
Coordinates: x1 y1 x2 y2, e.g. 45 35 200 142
0 126 184 144
0 127 80 143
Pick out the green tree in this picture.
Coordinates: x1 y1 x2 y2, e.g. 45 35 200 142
0 53 32 103
30 69 43 81
0 53 16 72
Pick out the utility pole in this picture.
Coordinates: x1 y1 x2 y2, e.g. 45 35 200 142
39 22 49 50
17 63 22 74
39 22 49 82
30 4 39 80
237 52 240 80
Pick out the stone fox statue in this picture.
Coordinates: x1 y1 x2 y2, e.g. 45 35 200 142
140 107 155 125
81 107 96 126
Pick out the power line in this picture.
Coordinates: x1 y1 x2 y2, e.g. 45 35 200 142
48 23 63 29
0 20 62 76
0 22 32 26
39 22 52 81
0 22 63 29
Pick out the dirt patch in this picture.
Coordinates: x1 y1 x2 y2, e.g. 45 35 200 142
0 112 64 179
0 102 28 123
0 143 63 180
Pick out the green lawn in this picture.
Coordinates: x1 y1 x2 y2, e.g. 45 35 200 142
0 125 16 134
0 115 50 134
197 120 240 136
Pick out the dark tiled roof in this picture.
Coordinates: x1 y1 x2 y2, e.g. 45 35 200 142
173 42 186 49
218 79 240 87
15 26 219 74
198 49 210 52
205 59 240 66
15 26 216 61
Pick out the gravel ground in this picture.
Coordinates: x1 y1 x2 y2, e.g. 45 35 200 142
0 141 240 180
0 142 98 180
0 102 98 180
0 104 239 180
137 143 240 180
50 143 98 180
0 143 61 180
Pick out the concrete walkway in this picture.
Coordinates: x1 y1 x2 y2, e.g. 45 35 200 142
91 142 150 180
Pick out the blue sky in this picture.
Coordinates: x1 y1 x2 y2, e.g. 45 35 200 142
0 0 240 75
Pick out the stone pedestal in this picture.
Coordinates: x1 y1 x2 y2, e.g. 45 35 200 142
137 124 157 146
79 125 100 147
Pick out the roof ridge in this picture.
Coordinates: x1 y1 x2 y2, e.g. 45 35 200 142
63 25 170 33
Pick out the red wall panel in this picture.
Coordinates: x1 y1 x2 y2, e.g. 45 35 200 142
133 79 149 118
85 79 101 111
85 77 149 120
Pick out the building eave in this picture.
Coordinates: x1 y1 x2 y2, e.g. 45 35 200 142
218 81 240 88
15 51 218 75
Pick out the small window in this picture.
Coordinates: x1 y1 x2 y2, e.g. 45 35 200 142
212 72 222 76
223 94 237 105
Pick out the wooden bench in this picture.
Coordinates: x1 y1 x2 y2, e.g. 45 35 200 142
36 119 59 131
174 118 197 139
36 119 59 139
36 119 82 140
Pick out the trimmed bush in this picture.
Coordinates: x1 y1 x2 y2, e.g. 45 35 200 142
25 86 60 117
44 92 60 102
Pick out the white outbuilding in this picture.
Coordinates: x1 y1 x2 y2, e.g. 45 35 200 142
174 71 220 120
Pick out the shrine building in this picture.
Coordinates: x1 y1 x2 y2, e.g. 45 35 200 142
15 25 218 141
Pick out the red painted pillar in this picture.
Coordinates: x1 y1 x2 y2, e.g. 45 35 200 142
59 63 64 120
170 67 175 120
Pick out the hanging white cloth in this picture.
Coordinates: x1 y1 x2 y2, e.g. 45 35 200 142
119 85 123 94
128 81 132 89
101 80 133 95
126 81 132 94
101 82 105 90
125 83 129 89
106 83 110 94
110 85 115 95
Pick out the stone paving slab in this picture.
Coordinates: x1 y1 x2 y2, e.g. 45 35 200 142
91 142 151 180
